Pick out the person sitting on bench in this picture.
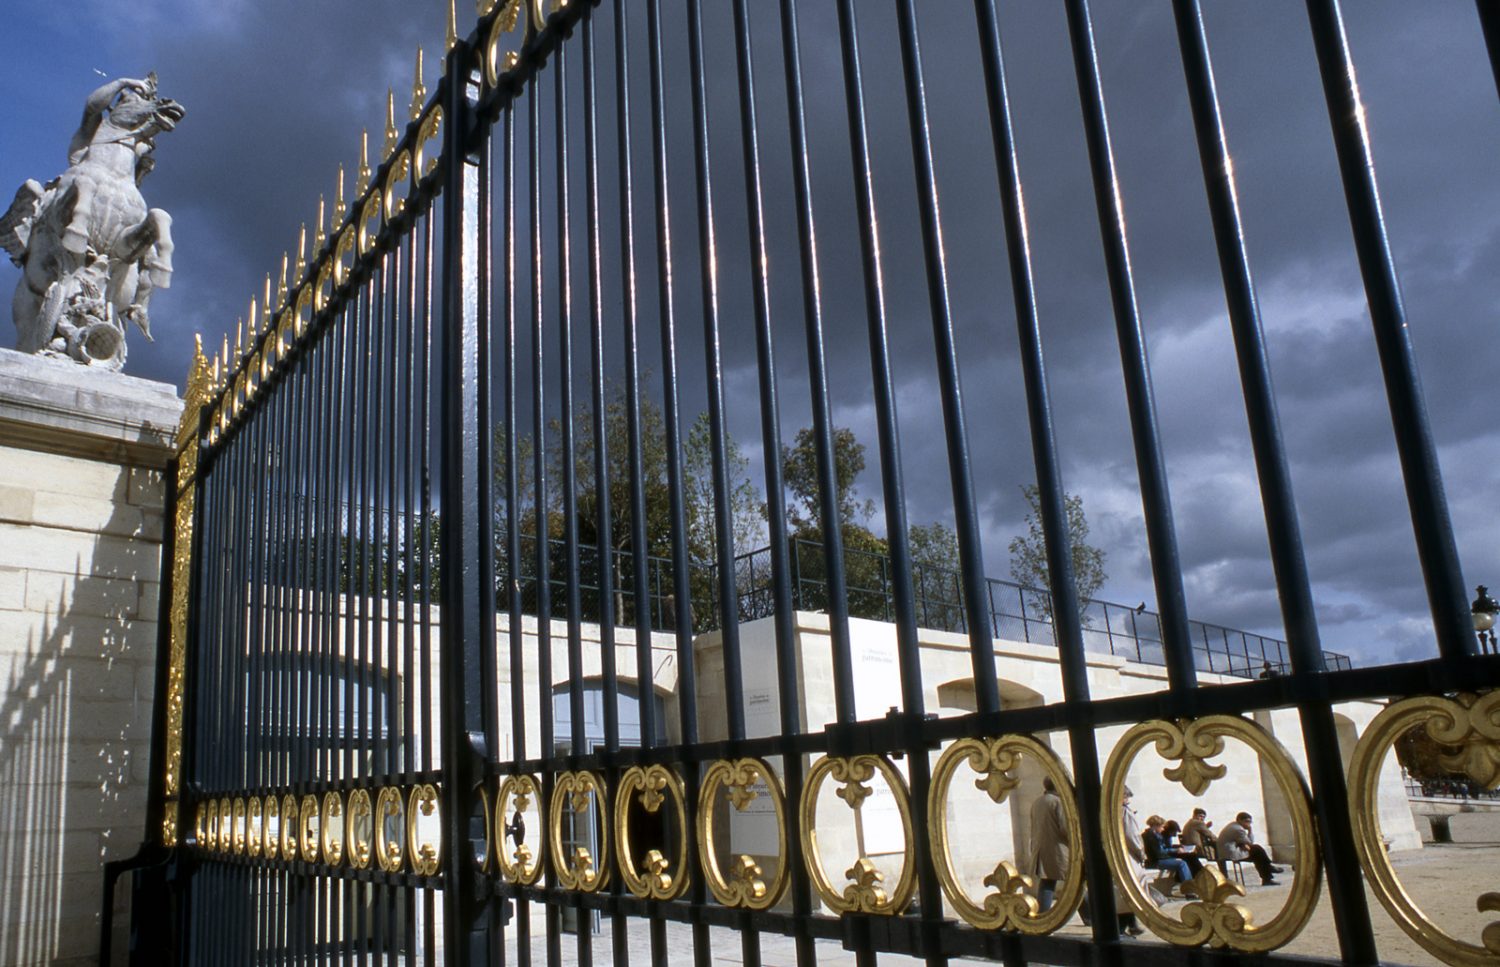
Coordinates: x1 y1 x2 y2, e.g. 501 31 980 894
1143 815 1193 884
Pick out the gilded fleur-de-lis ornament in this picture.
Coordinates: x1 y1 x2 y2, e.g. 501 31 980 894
843 856 887 912
728 782 758 811
1160 719 1228 795
731 854 767 900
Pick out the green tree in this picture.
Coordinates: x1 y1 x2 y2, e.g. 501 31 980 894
781 425 875 533
492 385 763 629
906 521 964 631
1007 484 1107 622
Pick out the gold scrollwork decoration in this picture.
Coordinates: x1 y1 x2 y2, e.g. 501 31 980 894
358 190 383 257
263 796 280 860
1100 716 1321 951
218 798 231 853
928 735 1084 933
322 792 345 867
484 0 525 88
615 765 689 900
408 784 442 876
376 787 406 873
314 260 333 314
299 793 321 863
202 800 218 851
246 797 263 858
333 225 357 288
231 798 247 855
281 794 299 861
549 771 609 892
414 108 444 181
384 150 411 222
496 774 543 884
530 0 565 32
347 788 374 869
194 801 209 849
697 757 788 910
1349 691 1500 966
799 754 916 915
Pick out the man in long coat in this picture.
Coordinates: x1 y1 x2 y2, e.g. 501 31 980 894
1027 776 1068 911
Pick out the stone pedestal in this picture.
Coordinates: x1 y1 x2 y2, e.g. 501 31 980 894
0 349 181 966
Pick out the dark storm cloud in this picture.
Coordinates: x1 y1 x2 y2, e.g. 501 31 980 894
3 0 1495 665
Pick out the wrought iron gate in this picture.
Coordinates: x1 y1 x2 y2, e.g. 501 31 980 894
138 0 1500 964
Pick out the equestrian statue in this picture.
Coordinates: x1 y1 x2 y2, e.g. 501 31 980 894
1 74 184 371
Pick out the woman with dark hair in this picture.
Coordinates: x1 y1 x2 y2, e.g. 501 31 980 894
1160 819 1204 877
1142 815 1193 884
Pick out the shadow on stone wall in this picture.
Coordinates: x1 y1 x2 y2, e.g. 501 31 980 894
0 494 160 967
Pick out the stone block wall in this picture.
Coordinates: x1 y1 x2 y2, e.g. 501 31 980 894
0 350 180 967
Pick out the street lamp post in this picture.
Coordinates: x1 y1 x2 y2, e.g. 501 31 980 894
1472 585 1499 654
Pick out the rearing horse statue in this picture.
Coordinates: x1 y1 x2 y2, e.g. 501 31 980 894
1 74 184 371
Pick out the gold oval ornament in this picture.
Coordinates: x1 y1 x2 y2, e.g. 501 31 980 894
246 796 263 858
696 758 789 910
615 765 689 900
299 793 321 863
347 788 374 869
231 798 247 855
549 771 609 892
408 784 442 876
218 798 232 853
263 795 280 861
928 735 1084 933
202 799 219 851
798 754 916 915
376 787 406 873
1099 715 1321 951
496 774 543 884
322 791 345 867
1348 691 1500 966
281 794 299 861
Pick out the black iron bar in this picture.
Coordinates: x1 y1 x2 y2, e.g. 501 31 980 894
1061 0 1199 691
371 247 391 787
499 88 534 967
527 53 564 967
1171 2 1377 958
1480 0 1500 103
970 0 1120 946
438 43 497 965
680 5 752 965
890 0 1004 717
1304 0 1475 659
552 36 598 967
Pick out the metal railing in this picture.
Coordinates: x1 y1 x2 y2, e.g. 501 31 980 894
716 538 1353 678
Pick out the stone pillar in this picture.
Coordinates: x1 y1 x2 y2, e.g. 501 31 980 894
0 349 182 967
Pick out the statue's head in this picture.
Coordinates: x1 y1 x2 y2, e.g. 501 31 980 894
110 73 185 137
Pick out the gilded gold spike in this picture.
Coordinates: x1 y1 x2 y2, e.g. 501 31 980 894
357 130 371 195
334 166 347 223
410 48 427 121
384 90 399 158
314 196 327 251
446 0 458 52
276 256 288 308
220 334 229 385
295 225 308 283
235 318 244 358
249 295 260 337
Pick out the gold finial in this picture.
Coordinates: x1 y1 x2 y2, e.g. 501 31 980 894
276 256 288 308
314 195 327 252
235 318 244 358
410 48 427 121
384 89 399 157
295 225 308 283
446 0 458 52
334 166 347 223
211 351 220 389
248 294 260 337
220 334 229 386
357 130 371 195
